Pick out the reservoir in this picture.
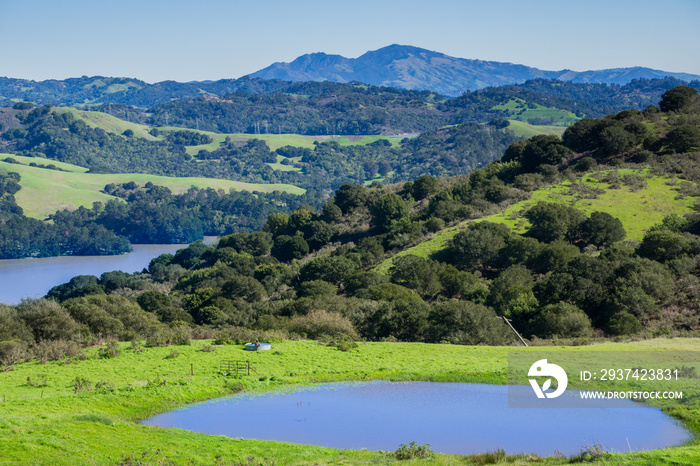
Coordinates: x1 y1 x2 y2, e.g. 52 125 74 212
143 381 692 456
0 243 185 304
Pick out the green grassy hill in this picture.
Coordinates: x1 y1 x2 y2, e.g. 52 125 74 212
506 120 566 138
492 98 579 126
0 155 305 219
375 168 698 273
54 107 160 141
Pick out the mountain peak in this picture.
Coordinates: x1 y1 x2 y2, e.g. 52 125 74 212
248 45 700 96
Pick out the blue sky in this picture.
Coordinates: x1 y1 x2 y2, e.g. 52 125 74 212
1 0 698 83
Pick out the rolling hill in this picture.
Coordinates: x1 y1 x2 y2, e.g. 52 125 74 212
0 154 305 219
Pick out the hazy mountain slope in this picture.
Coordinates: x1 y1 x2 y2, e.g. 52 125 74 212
249 44 700 96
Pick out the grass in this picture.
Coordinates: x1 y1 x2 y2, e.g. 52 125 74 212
506 120 566 138
0 338 698 464
0 154 305 219
53 107 159 141
182 132 403 156
375 169 698 273
267 154 303 172
491 98 579 127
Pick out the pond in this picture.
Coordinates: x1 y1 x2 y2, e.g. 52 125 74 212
143 381 692 456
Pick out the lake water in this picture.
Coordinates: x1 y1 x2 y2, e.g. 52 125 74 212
143 381 692 456
0 244 186 304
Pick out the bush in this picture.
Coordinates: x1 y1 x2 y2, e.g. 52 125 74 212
530 302 593 338
297 280 337 298
607 311 642 335
98 341 121 359
288 310 359 340
73 377 93 393
32 339 82 363
17 299 87 342
0 340 31 366
395 442 435 460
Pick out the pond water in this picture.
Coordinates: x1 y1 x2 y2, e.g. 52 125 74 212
0 243 182 304
143 381 692 456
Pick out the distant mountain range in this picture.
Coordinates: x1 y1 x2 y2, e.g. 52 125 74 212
249 44 700 96
1 44 699 108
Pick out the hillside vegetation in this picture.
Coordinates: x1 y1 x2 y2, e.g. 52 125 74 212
1 85 698 346
2 85 700 464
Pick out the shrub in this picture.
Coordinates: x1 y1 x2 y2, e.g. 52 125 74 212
98 341 121 359
530 302 593 338
73 377 93 393
288 310 359 340
166 349 180 359
395 442 435 460
16 299 87 342
32 339 82 363
0 340 31 366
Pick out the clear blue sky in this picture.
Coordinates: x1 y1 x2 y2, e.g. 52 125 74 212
1 0 698 83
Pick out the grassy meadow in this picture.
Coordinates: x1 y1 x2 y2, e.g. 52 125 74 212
491 99 579 127
375 169 698 273
0 154 305 219
54 108 160 141
506 120 566 138
0 338 698 465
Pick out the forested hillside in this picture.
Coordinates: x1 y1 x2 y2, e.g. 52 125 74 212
3 85 699 359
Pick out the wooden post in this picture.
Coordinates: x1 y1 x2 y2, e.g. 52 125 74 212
503 316 528 347
190 363 193 376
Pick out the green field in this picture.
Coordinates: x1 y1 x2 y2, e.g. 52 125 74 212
506 120 566 138
0 338 697 465
178 131 402 156
0 155 305 219
492 98 579 127
375 169 698 273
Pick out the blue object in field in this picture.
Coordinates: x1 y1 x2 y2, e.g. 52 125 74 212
245 342 271 351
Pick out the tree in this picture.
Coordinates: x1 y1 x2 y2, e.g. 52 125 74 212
271 235 309 262
525 202 585 243
334 184 368 214
263 212 289 237
450 222 510 269
487 265 534 314
664 125 700 153
428 300 513 345
503 135 572 172
319 202 342 223
411 175 439 200
298 255 358 285
16 299 87 342
303 220 338 250
369 193 409 230
658 86 698 112
636 230 694 262
390 255 443 300
598 124 635 155
530 302 593 338
297 280 337 298
580 211 625 247
46 275 104 302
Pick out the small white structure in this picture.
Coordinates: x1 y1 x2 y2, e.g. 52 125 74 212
245 342 271 351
